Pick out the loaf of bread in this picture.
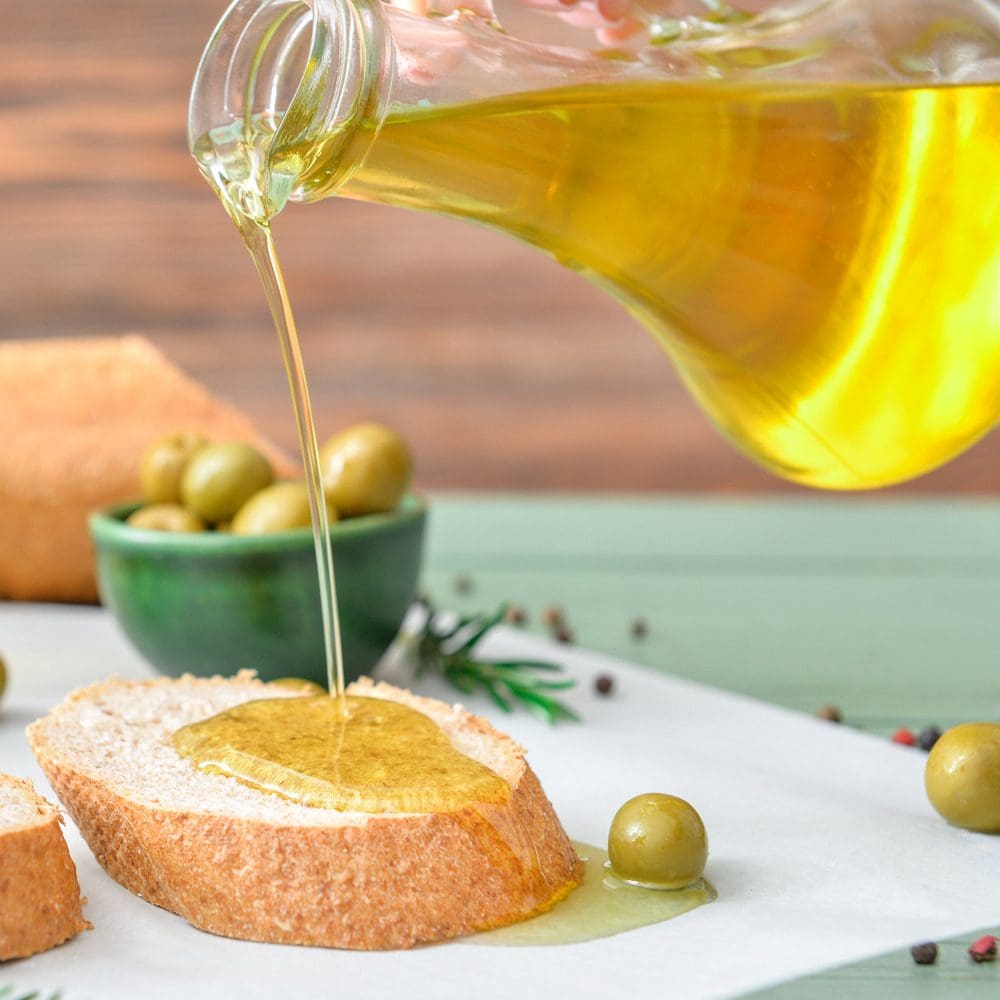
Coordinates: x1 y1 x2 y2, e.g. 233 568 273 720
0 335 297 603
0 773 90 961
28 674 582 950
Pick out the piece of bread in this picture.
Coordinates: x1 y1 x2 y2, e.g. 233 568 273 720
0 773 90 961
0 335 298 604
27 674 582 950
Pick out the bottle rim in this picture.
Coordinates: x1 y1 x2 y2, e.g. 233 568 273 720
188 0 391 208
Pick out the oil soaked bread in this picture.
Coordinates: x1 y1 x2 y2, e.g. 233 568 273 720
28 674 582 949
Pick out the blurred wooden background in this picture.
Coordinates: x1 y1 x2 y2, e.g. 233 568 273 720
4 0 1000 493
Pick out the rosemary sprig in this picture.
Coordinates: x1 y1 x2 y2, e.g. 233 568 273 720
0 987 62 1000
407 600 580 724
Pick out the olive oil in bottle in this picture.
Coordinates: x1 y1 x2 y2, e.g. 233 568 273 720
331 79 1000 489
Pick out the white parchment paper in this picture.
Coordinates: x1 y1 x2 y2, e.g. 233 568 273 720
1 604 998 1000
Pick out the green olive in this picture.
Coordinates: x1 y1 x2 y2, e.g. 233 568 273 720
319 422 411 518
180 442 274 524
608 793 708 889
140 432 209 504
126 504 206 533
925 722 1000 833
231 481 338 536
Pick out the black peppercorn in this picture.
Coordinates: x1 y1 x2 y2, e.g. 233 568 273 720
910 942 938 966
594 675 614 696
816 704 842 723
629 617 648 639
543 605 564 628
917 726 942 752
504 605 527 626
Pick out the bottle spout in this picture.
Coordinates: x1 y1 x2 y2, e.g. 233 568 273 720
186 0 775 223
189 0 393 223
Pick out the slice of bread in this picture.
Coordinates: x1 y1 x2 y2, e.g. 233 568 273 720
0 335 298 603
0 773 90 961
27 674 582 950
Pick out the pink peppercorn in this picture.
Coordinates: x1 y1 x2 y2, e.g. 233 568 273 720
891 727 917 746
969 935 998 963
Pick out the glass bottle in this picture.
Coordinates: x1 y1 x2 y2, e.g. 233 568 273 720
191 0 1000 488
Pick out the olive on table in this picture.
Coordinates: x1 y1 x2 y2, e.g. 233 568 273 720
126 504 206 533
139 432 209 504
232 482 338 536
319 423 411 517
608 792 708 889
925 722 1000 833
180 442 274 524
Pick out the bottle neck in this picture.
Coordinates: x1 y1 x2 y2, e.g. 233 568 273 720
189 0 1000 225
189 0 393 222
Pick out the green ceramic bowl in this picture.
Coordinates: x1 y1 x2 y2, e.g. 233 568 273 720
90 495 426 686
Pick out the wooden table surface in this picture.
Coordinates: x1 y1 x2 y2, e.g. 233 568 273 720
6 0 1000 495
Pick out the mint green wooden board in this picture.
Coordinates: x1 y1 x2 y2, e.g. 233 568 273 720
422 495 1000 997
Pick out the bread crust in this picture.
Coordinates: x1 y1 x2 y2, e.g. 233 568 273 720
28 676 582 950
0 774 90 961
0 335 297 603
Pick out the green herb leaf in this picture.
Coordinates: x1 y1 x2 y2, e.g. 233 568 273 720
0 986 62 1000
404 601 580 723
